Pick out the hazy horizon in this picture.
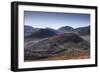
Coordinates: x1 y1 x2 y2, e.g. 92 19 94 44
24 11 90 29
24 24 90 30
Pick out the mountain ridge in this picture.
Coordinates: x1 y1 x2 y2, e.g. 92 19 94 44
24 25 90 39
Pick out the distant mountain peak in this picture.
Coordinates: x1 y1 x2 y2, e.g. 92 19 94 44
30 28 57 38
58 25 74 32
24 25 39 38
75 26 90 35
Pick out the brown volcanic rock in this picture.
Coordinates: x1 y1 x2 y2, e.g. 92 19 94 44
48 33 84 43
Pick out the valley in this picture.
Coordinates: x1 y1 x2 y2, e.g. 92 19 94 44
24 25 90 61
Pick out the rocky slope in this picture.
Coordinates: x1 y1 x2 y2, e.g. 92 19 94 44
24 33 90 61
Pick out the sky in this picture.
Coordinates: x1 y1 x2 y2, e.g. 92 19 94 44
24 11 90 29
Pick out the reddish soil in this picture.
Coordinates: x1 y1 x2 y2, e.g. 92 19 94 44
46 51 90 60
